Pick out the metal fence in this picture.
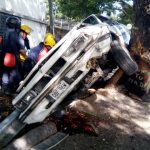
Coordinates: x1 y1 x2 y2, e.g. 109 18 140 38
54 18 78 31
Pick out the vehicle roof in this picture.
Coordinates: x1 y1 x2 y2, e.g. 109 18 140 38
82 14 130 45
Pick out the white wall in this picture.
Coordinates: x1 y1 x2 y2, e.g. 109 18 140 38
0 0 46 21
0 0 47 47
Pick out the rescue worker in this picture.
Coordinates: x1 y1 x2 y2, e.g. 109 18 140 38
1 17 32 95
23 33 56 76
19 24 32 62
19 24 32 81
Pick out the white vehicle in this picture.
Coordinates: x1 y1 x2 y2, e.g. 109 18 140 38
82 14 130 46
0 16 138 148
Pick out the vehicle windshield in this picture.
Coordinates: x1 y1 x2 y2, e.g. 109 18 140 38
97 15 120 26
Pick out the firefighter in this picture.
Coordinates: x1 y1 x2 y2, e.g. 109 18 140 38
23 33 56 76
1 17 32 95
19 24 32 62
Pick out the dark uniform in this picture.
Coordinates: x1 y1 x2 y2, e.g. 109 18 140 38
2 29 25 93
23 42 44 75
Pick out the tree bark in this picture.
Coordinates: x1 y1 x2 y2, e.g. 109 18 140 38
131 0 150 58
130 0 150 99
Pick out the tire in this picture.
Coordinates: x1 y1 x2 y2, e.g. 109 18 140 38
110 40 138 75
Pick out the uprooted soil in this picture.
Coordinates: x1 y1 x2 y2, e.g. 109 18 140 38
0 86 150 150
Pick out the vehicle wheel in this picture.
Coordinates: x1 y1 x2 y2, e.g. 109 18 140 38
110 40 138 75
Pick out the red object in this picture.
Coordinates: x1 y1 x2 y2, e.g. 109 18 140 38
4 53 16 67
83 125 94 133
0 36 2 44
36 47 48 62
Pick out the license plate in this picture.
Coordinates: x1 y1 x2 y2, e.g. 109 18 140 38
49 80 69 100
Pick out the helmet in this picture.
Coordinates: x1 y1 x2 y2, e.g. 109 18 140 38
44 33 56 48
21 24 32 35
45 33 54 39
6 16 21 29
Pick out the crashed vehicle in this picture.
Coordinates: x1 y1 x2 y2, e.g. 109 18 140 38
0 15 138 148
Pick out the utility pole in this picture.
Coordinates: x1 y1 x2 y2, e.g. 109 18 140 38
48 0 54 35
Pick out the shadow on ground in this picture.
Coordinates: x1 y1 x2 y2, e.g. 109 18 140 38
53 87 150 150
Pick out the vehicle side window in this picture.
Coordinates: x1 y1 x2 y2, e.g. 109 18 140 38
83 16 98 25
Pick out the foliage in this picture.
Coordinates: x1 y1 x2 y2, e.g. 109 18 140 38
44 0 133 24
54 0 133 23
117 1 134 24
55 0 114 20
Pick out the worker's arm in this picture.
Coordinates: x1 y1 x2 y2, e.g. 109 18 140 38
18 36 27 58
20 49 27 58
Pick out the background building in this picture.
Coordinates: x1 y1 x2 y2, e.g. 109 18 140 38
0 0 47 48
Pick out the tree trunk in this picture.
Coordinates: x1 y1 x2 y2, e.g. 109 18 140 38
130 0 150 100
131 0 150 60
48 0 54 34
